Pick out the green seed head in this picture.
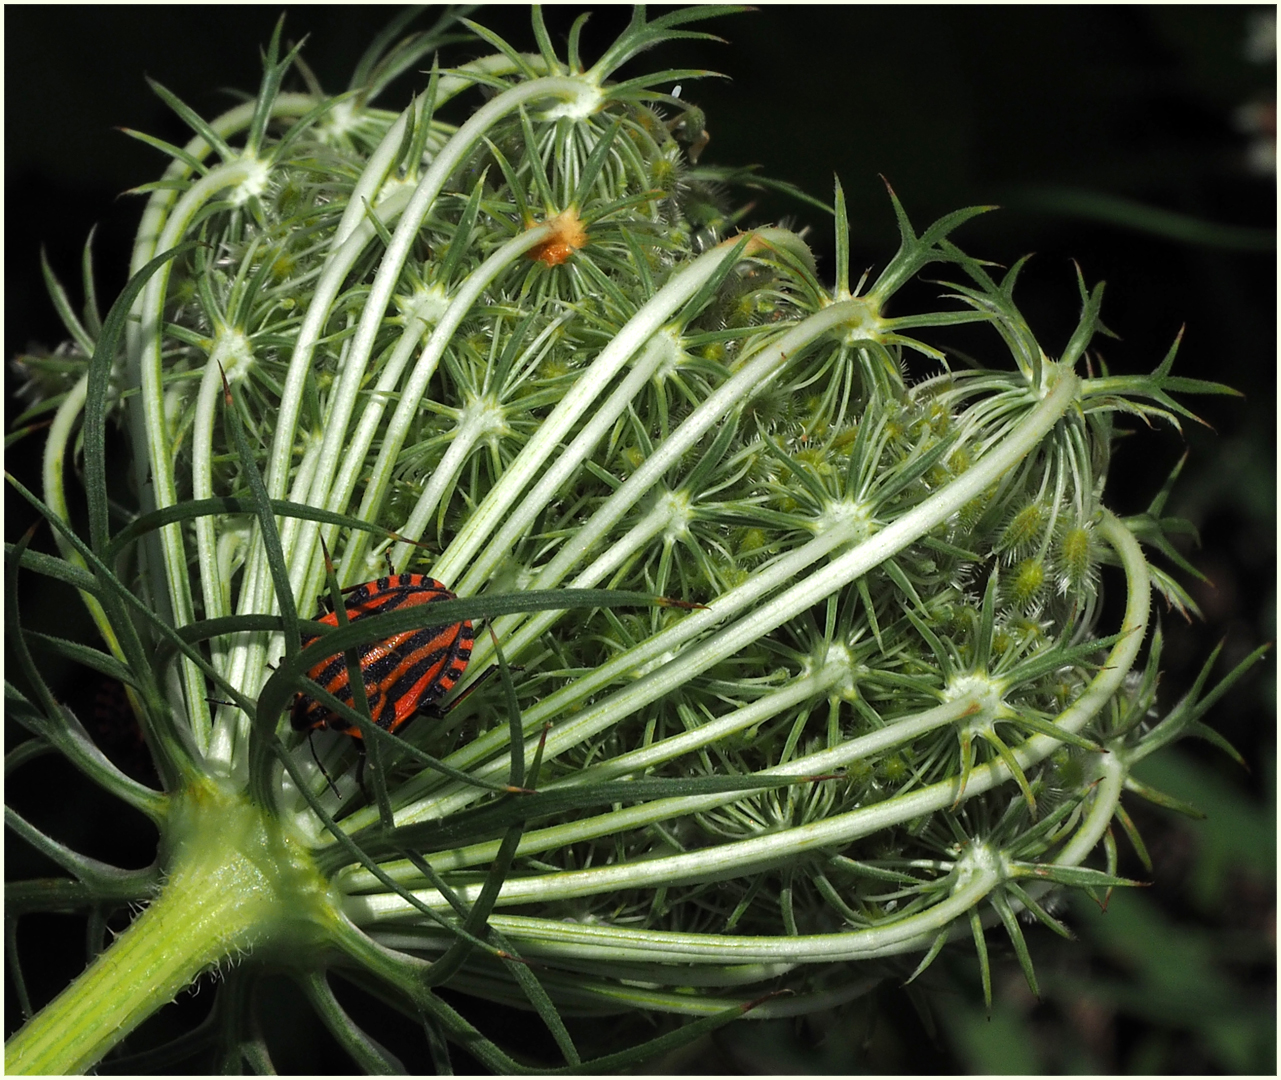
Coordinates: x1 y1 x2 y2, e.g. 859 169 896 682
1009 557 1047 609
8 11 1254 1073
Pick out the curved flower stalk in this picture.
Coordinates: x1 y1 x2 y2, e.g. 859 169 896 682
5 8 1264 1074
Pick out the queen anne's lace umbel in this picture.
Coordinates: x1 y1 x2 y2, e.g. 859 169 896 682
7 10 1257 1074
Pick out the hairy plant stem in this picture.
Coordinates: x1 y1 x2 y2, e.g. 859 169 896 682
3 781 334 1074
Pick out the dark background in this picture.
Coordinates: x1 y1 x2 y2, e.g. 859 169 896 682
6 6 1275 1073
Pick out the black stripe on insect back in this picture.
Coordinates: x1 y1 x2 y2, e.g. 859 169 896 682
367 575 451 609
302 632 440 706
337 576 451 624
384 630 473 707
291 573 472 734
296 627 470 717
303 579 449 686
301 630 472 733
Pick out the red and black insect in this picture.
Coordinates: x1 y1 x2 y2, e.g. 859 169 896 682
291 573 473 740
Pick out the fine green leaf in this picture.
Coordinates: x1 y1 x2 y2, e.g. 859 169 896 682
145 77 235 161
117 127 210 177
84 241 198 557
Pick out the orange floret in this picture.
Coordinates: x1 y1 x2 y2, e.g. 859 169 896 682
528 208 588 267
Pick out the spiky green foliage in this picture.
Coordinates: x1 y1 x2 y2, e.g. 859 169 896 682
6 9 1260 1074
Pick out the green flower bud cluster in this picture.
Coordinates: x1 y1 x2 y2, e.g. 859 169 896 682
7 9 1259 1073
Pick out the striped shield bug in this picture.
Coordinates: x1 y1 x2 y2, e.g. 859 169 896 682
291 573 474 742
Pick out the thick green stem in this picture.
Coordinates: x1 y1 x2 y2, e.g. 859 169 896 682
4 781 333 1075
6 880 235 1073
